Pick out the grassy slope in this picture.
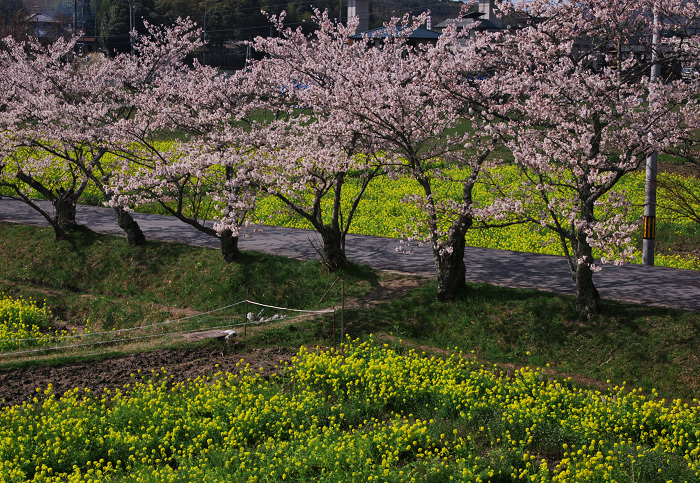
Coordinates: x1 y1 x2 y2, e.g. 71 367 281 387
0 222 374 331
0 221 699 402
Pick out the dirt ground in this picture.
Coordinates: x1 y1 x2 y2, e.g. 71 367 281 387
0 345 299 407
0 273 428 408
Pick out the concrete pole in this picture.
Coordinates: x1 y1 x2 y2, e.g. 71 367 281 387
643 152 658 265
643 6 661 266
129 0 134 54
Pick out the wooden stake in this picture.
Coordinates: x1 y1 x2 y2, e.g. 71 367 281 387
341 279 345 356
244 289 249 339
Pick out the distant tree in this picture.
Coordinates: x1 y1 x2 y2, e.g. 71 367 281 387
157 0 267 40
98 0 158 54
77 0 96 37
154 0 267 66
0 0 29 42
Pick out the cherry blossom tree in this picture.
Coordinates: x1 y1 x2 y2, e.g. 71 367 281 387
241 13 387 271
0 35 146 243
108 140 256 261
353 15 508 301
105 19 257 262
482 0 700 318
248 11 507 297
239 115 382 270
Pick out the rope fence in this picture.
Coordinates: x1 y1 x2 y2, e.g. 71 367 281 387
0 298 339 360
0 301 249 344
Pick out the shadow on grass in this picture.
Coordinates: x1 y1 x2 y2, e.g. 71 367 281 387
344 280 700 400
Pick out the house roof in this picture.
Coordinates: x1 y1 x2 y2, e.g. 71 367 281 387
434 15 502 31
434 10 484 29
27 13 61 24
349 26 441 40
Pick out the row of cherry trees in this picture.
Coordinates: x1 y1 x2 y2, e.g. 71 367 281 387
2 0 699 318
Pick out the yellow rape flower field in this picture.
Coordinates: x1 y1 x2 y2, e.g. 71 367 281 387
1 338 698 482
3 151 698 270
0 295 53 352
0 295 88 354
256 169 700 271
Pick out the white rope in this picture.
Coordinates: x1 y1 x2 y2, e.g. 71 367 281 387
0 301 248 343
245 300 334 314
0 304 329 358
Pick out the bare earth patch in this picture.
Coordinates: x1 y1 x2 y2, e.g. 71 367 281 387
0 346 297 408
0 272 430 407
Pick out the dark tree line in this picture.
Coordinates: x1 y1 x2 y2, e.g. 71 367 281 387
0 0 30 41
3 0 462 67
95 0 462 66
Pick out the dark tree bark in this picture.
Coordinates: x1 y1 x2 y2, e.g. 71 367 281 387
563 195 601 320
420 163 479 302
433 211 472 302
268 169 367 272
53 188 77 238
434 234 467 302
572 232 601 320
113 207 146 246
219 228 240 263
13 171 86 240
318 224 348 271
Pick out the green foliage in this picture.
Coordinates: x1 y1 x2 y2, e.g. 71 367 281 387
98 0 158 54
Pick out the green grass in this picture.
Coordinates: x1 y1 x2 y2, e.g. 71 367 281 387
1 221 699 403
0 222 375 336
345 282 700 402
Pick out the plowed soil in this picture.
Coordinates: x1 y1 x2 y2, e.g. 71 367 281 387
0 273 428 408
0 346 297 407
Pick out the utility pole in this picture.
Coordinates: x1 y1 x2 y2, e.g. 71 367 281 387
203 9 207 65
73 0 77 36
129 0 134 54
643 6 661 265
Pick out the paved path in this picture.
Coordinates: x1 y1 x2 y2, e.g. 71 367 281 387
1 198 699 312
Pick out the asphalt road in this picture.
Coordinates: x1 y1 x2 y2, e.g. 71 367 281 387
1 198 699 312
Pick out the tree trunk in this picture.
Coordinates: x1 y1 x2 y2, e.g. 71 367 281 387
318 225 347 271
573 236 601 320
50 220 70 241
219 229 240 263
434 234 467 302
113 207 146 246
52 191 77 240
